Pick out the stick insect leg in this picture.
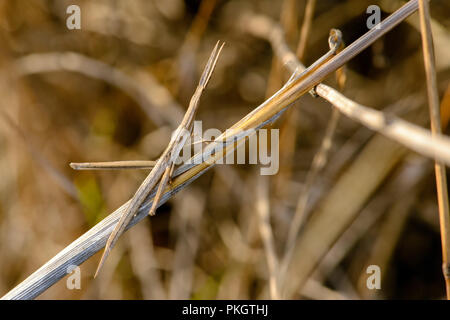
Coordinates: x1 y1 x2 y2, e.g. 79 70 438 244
70 160 157 170
148 164 172 216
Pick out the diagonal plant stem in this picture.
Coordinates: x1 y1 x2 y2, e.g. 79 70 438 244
417 0 450 299
241 0 450 297
279 2 345 280
239 0 450 169
0 0 441 300
255 175 280 299
296 0 317 60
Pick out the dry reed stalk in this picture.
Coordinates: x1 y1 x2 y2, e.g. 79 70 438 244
1 0 434 299
240 0 450 297
240 0 450 168
417 0 450 299
255 175 280 299
168 189 206 299
296 0 317 60
264 0 298 98
280 107 340 283
310 94 429 282
279 24 344 285
358 180 421 298
262 0 301 271
274 0 317 205
296 95 423 241
303 0 374 57
314 158 430 283
281 0 299 45
381 0 450 71
278 0 345 241
280 107 434 297
282 134 409 297
301 279 349 300
127 221 166 299
175 0 218 102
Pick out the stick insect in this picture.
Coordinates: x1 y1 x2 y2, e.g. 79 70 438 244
71 41 225 277
72 30 344 277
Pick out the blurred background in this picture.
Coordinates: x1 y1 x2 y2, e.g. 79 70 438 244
0 0 449 299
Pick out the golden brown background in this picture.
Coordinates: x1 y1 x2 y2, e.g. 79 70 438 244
0 0 449 299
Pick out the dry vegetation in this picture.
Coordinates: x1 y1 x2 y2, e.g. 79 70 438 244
0 0 450 300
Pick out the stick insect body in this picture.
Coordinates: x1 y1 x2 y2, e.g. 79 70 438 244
71 30 343 277
88 41 224 277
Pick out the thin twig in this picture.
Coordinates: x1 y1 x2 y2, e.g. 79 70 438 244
264 0 298 98
273 0 318 223
314 158 429 282
175 0 218 101
127 221 166 299
168 190 206 299
280 107 340 283
279 17 345 282
418 0 450 299
296 0 317 60
255 175 280 299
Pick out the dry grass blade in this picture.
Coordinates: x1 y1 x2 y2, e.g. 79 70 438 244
296 0 317 60
255 176 280 300
175 0 218 101
279 25 346 284
127 221 166 299
314 158 429 283
280 107 340 283
273 0 319 222
282 132 409 297
417 0 450 299
168 190 206 299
